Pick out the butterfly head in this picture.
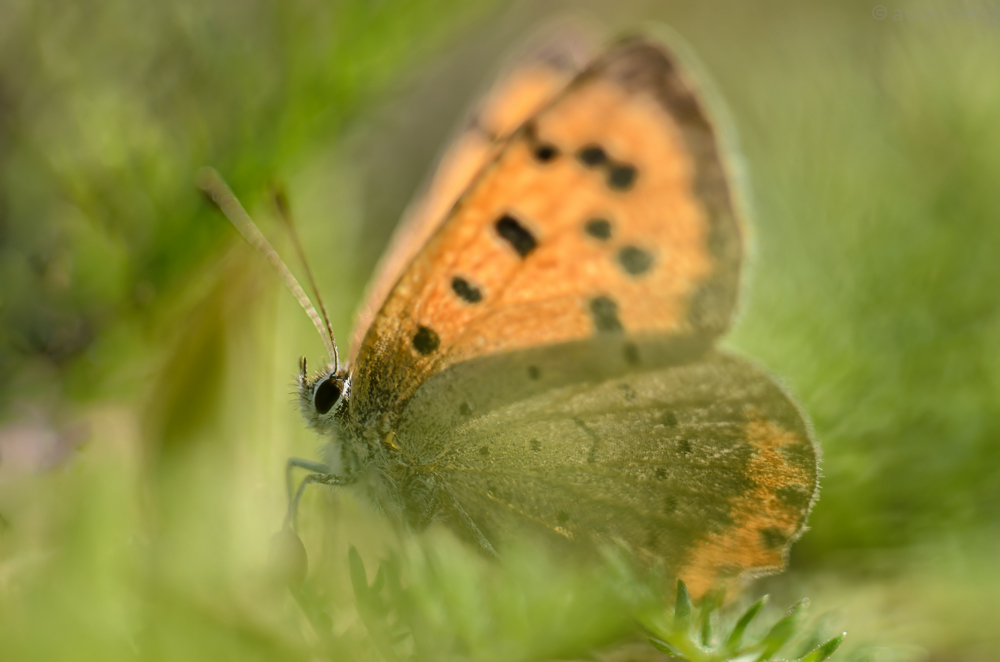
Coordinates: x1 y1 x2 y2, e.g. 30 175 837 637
297 356 350 432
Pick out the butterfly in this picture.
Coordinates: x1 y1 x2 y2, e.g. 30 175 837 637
202 29 817 601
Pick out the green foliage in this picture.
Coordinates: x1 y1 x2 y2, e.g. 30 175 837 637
645 582 844 662
0 0 492 405
326 563 851 662
328 539 639 662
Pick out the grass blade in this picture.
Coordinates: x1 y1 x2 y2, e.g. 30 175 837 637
756 599 809 661
797 633 846 662
723 596 768 655
674 579 692 632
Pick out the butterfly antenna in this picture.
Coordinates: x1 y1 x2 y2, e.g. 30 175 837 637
269 183 338 372
197 168 340 373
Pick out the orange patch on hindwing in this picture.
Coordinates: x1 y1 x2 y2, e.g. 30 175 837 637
679 414 815 599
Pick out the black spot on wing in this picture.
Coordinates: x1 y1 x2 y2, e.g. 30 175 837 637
777 485 812 510
495 215 537 258
451 276 483 303
412 326 440 355
759 527 789 549
584 217 612 240
618 246 654 276
578 144 607 166
589 296 623 333
524 122 558 163
534 144 559 162
607 163 637 190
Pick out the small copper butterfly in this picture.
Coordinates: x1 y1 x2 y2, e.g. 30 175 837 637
202 30 818 600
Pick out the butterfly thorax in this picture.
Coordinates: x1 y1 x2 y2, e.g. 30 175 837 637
298 364 444 530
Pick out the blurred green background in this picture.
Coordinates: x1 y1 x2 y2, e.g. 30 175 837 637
1 0 998 660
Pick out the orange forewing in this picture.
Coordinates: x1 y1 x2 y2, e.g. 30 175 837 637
352 40 741 406
350 31 595 359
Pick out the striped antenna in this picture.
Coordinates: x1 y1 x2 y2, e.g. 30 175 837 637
269 183 338 371
197 168 339 373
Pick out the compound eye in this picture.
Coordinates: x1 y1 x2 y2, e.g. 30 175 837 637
314 377 341 415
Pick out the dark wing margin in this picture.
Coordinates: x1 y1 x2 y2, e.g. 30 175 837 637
584 37 743 336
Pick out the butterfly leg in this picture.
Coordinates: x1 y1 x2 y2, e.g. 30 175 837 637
284 471 355 531
286 457 333 501
271 469 354 594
